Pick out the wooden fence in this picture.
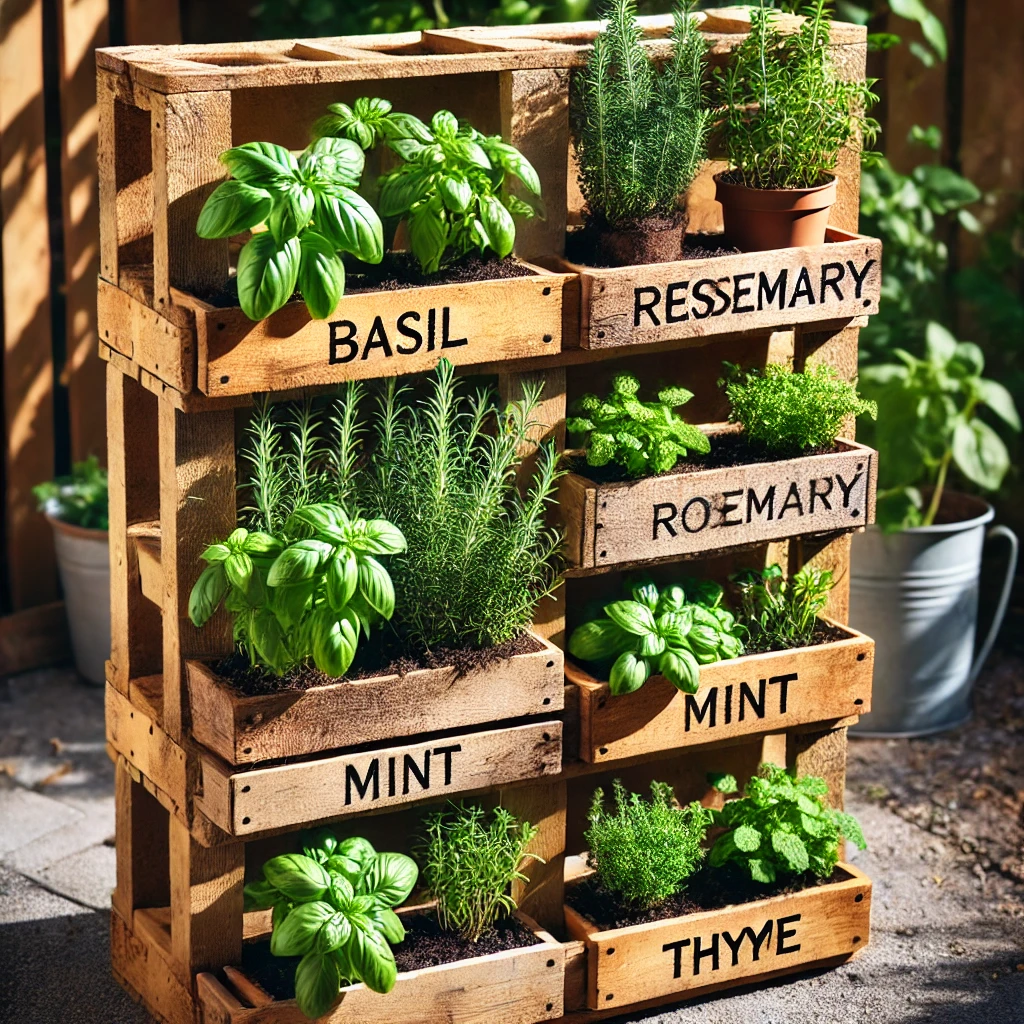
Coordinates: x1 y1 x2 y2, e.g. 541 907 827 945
0 0 1021 673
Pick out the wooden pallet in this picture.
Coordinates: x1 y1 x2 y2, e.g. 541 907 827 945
101 12 877 1024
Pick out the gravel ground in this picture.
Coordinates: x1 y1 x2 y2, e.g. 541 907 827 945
1 665 1023 1024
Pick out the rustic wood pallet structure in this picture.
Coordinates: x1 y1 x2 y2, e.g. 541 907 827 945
100 9 878 1024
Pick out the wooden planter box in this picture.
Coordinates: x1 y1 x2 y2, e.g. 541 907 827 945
559 437 877 570
195 719 562 837
195 911 567 1024
567 623 873 763
564 864 871 1011
187 633 564 766
548 229 881 350
98 262 574 399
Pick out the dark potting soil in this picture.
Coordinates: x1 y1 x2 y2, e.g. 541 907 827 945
212 630 544 698
742 619 851 656
566 863 846 931
565 227 739 269
239 911 542 1001
568 432 841 486
345 252 533 292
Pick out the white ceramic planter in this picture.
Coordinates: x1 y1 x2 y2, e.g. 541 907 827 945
48 516 110 685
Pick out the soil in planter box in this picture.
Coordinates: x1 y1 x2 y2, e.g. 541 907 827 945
566 862 846 931
568 433 840 486
565 228 739 269
741 619 850 656
240 912 541 1001
213 630 544 698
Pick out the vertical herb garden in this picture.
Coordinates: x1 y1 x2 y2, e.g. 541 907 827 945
99 6 880 1024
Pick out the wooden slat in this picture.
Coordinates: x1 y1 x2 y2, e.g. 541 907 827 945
570 623 873 762
560 437 877 570
565 864 871 1010
192 266 571 397
113 756 169 922
187 632 563 766
196 720 563 836
0 0 57 611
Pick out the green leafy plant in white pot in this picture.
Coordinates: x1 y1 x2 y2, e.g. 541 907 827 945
33 457 109 685
851 323 1020 735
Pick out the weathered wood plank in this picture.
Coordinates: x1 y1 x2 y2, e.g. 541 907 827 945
196 720 563 835
565 864 871 1010
113 757 169 922
570 623 873 762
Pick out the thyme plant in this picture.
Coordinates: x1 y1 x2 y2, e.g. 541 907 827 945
571 0 712 228
418 803 541 942
715 0 879 190
585 780 712 909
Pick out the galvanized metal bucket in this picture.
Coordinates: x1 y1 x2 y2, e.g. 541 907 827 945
48 516 110 686
849 494 1018 737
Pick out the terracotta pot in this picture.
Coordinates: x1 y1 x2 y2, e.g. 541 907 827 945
714 173 837 251
596 211 686 267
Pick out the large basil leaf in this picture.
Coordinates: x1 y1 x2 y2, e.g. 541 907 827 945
659 648 700 694
236 232 300 321
301 135 365 187
267 538 335 587
271 900 334 957
383 112 433 143
568 619 630 662
312 609 359 677
223 551 253 591
188 563 228 627
352 519 407 556
268 183 315 244
251 609 288 672
953 417 1010 491
271 580 314 631
263 853 330 902
978 378 1022 430
347 926 398 995
314 912 353 954
488 141 542 196
357 555 395 619
604 600 656 636
326 551 359 612
197 180 272 239
328 875 356 907
608 651 650 696
242 879 279 911
438 175 472 214
294 951 341 1020
431 110 459 140
314 187 383 264
378 167 433 218
287 503 348 536
363 852 418 907
331 837 377 881
407 202 448 273
243 532 284 556
370 906 405 945
298 231 345 321
221 142 297 183
479 196 515 258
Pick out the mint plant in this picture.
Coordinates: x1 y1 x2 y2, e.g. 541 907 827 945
188 504 405 677
586 780 712 908
418 803 541 942
858 322 1021 530
715 0 879 190
245 830 418 1018
730 562 835 651
196 134 384 321
571 0 712 229
708 764 866 885
371 109 542 272
566 373 710 478
33 455 108 530
568 579 744 696
723 363 876 455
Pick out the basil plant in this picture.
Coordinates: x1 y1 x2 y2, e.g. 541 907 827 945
188 503 406 677
370 109 543 273
568 580 744 696
245 831 419 1019
196 131 385 321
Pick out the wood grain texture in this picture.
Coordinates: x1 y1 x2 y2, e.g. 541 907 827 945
113 757 169 922
193 266 571 397
186 633 563 766
196 720 563 836
570 623 873 762
1 0 57 611
555 231 880 349
789 725 850 811
560 438 876 569
199 912 565 1024
565 864 871 1010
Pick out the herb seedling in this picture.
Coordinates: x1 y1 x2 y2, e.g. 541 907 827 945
730 562 835 651
33 456 108 530
567 373 710 478
245 830 418 1018
418 803 541 943
722 363 876 455
568 579 743 695
707 764 866 884
586 780 712 909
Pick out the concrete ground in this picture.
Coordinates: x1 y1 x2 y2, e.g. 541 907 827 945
1 667 1022 1024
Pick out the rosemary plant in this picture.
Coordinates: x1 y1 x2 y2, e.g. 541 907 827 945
716 0 879 190
571 0 712 228
418 803 541 942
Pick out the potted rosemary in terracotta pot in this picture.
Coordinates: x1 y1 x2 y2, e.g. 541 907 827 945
570 0 713 266
714 0 879 251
